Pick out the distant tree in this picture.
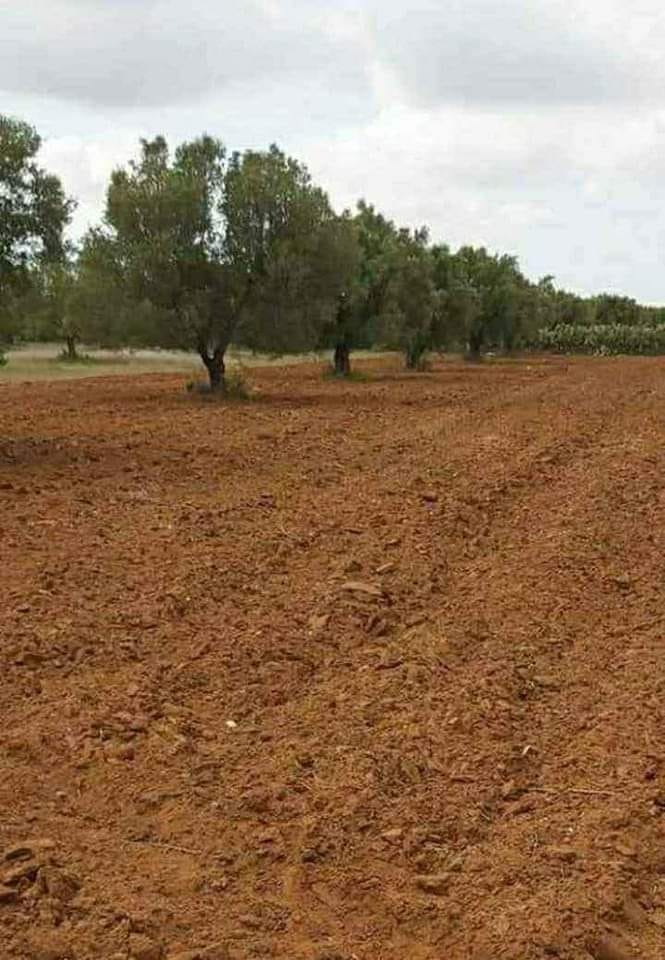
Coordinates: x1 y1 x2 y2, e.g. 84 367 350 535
593 294 641 327
430 244 479 353
226 148 358 364
386 227 438 369
532 284 594 334
0 116 74 352
349 202 398 370
0 278 37 346
528 276 557 334
74 229 142 349
333 211 443 372
32 260 82 359
318 201 400 376
327 291 355 376
438 279 481 352
452 246 524 358
642 305 665 327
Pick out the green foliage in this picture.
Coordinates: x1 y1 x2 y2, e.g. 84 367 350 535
319 203 392 375
432 269 481 353
403 329 432 370
451 246 530 356
81 136 353 389
224 366 252 399
323 365 369 382
226 145 355 358
534 289 665 355
0 281 36 344
383 228 437 368
592 294 641 328
537 323 665 355
53 350 98 365
5 113 665 375
352 201 399 343
30 260 82 357
0 115 74 341
74 232 143 349
186 365 252 399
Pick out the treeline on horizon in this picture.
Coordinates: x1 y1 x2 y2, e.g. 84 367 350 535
2 113 664 388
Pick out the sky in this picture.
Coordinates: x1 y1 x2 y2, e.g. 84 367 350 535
2 0 665 302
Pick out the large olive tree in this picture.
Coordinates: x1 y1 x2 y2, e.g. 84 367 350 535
82 136 355 390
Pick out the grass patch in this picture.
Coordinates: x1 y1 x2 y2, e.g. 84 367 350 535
52 351 127 366
2 344 201 382
1 344 400 384
185 366 254 401
323 366 370 382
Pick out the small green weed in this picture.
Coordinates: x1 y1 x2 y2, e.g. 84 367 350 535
323 365 368 382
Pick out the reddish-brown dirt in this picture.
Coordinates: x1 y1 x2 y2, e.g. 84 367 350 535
2 355 665 960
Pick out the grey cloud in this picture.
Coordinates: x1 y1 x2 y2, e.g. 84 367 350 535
372 0 662 106
7 0 665 304
298 97 665 301
0 0 369 108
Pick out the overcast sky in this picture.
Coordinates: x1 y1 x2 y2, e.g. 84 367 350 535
3 0 665 302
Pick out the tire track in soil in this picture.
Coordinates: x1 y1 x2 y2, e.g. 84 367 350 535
232 362 624 960
401 361 665 959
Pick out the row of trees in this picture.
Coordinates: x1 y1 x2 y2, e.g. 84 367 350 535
1 115 663 386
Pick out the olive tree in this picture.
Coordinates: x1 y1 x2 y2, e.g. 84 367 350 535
452 246 524 359
0 115 74 353
83 136 354 390
336 202 396 376
385 228 439 369
31 260 82 359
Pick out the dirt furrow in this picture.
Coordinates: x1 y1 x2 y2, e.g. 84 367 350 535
2 357 665 960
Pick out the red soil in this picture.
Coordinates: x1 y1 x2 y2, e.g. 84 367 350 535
2 356 665 960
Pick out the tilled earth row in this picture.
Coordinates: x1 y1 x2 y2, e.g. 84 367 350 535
2 357 665 960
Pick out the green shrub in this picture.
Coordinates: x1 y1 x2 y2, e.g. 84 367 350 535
536 323 665 355
186 366 253 400
54 350 98 365
225 367 252 399
323 365 368 382
403 330 431 370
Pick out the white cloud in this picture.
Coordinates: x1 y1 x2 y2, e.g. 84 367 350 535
3 0 665 302
299 102 665 300
371 0 665 107
0 0 369 108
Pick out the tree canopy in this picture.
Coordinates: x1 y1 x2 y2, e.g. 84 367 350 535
79 137 356 388
4 114 665 378
0 115 74 345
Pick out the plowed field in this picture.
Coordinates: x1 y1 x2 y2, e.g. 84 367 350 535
2 356 665 960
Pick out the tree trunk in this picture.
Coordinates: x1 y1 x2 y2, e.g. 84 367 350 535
467 331 483 361
200 347 226 392
333 341 351 376
405 334 428 370
65 335 78 361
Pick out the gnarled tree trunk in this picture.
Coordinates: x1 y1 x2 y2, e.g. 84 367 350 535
467 330 483 361
199 346 226 391
333 341 351 376
65 335 78 361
